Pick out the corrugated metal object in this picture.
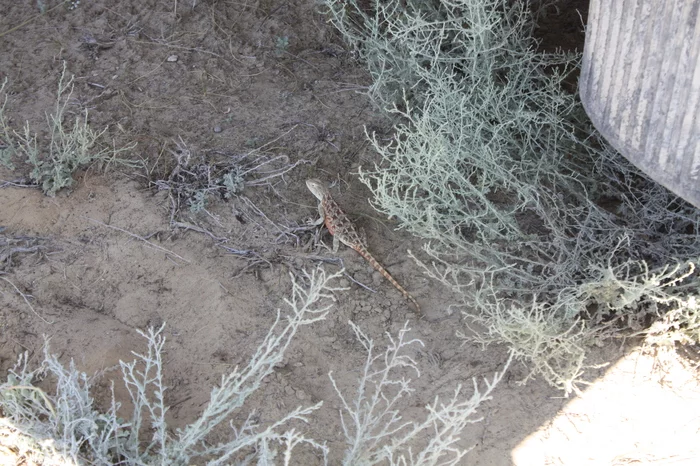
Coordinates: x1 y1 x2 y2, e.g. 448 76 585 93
579 0 700 208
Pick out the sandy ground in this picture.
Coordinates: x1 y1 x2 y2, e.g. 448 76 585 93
1 1 698 464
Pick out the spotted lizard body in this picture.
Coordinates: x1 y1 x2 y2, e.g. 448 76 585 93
306 178 420 313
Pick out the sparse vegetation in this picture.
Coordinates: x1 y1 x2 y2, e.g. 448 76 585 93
0 62 134 196
0 268 507 465
154 133 307 218
0 79 18 170
333 321 510 465
2 0 698 463
275 36 290 56
323 0 700 393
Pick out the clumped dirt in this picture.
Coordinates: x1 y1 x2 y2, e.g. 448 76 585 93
5 2 691 465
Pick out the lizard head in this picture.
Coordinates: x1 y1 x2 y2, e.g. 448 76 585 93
305 178 327 201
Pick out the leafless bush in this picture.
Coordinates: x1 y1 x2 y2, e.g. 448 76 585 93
155 132 308 218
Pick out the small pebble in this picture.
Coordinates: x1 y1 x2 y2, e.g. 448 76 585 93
166 55 178 62
213 126 222 133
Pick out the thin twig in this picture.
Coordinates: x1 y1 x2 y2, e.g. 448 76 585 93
247 124 299 156
130 38 222 57
0 179 36 188
240 195 292 242
0 275 53 324
0 1 69 39
218 245 272 268
0 245 45 268
281 254 343 266
343 271 377 293
231 260 269 278
82 216 191 263
171 221 228 242
218 245 257 256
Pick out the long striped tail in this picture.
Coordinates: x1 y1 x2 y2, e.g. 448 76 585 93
354 247 421 313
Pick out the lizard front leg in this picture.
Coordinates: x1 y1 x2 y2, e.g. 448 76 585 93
310 203 333 252
312 204 325 226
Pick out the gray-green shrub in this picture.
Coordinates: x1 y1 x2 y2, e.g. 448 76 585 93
0 62 134 196
323 0 700 393
1 268 507 464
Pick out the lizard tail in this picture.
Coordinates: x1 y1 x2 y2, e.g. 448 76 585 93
355 248 421 313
